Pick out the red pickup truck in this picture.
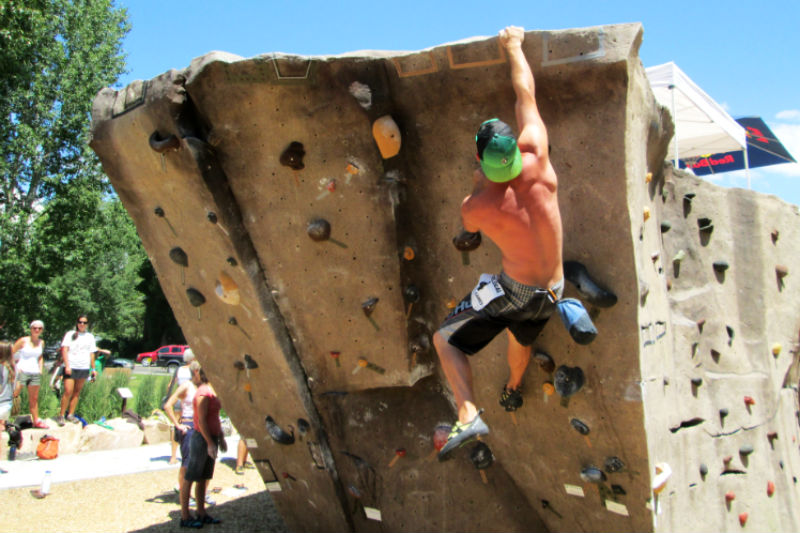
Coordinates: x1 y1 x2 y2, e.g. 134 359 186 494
136 345 188 368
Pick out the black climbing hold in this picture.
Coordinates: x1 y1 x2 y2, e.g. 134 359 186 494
244 354 258 369
168 247 188 267
726 326 734 343
154 206 165 217
669 417 705 433
233 360 245 371
280 141 306 170
409 335 430 354
226 257 238 267
207 212 218 224
563 261 618 308
149 131 180 153
604 456 625 473
699 463 708 477
739 444 754 456
580 466 606 483
452 229 481 252
228 316 238 326
611 484 626 496
691 377 703 387
469 441 494 470
697 217 714 232
265 416 295 445
570 418 590 436
307 218 331 242
719 408 729 418
684 193 696 201
713 261 729 272
404 285 420 303
534 350 555 373
297 418 310 435
361 297 379 317
660 221 672 233
554 365 584 398
186 288 206 307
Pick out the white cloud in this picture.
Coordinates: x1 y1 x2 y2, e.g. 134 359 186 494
776 109 800 122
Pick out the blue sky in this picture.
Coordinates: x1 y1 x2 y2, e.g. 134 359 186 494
118 0 800 205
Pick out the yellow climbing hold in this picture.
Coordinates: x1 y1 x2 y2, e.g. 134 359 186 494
372 115 401 159
643 206 651 221
645 172 653 183
772 343 782 356
215 271 240 305
446 298 457 309
243 382 252 392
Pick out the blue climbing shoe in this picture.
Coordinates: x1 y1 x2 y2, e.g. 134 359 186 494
437 410 489 461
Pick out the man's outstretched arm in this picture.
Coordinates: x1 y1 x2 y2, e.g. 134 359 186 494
499 26 548 161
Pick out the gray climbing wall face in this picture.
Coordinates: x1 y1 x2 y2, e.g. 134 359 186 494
90 23 800 533
639 165 800 532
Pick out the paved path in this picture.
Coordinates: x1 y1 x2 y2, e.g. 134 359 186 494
0 435 242 491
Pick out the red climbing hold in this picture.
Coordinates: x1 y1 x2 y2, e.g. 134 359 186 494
767 480 775 497
743 396 755 406
738 512 748 526
725 491 736 502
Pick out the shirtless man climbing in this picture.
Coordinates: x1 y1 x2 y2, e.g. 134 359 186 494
434 26 564 458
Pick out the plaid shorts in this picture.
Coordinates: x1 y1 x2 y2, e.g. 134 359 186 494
438 273 563 355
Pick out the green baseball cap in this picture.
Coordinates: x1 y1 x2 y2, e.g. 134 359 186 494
476 118 523 183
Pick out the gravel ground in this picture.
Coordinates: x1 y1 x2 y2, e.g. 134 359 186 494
1 458 290 532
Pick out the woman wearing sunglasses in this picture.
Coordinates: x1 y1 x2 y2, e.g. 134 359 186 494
12 320 48 429
56 315 109 426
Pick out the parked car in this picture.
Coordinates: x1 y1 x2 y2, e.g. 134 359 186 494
105 358 134 369
136 345 188 368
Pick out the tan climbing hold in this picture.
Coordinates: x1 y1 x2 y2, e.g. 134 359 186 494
372 115 401 158
645 172 653 183
215 272 240 305
643 206 651 221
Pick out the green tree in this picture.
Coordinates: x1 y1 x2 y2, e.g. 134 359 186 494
0 0 130 340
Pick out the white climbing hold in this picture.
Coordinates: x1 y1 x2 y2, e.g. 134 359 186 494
651 462 672 494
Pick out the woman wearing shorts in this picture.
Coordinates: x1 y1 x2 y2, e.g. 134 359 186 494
56 315 99 426
12 320 48 428
179 361 225 528
165 357 197 506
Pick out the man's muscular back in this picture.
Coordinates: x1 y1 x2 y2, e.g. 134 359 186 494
462 153 563 288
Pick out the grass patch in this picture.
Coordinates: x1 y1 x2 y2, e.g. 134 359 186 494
15 371 171 422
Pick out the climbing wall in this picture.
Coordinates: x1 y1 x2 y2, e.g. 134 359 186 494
89 24 800 532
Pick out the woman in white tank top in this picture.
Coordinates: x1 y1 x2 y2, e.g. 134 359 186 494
12 320 47 429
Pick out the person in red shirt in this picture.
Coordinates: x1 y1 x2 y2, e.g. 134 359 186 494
179 361 226 528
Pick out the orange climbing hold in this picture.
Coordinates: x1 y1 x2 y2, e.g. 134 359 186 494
744 396 756 406
542 382 555 396
738 512 748 526
725 491 736 502
372 115 401 159
403 246 416 261
345 163 359 175
446 298 457 309
767 480 775 497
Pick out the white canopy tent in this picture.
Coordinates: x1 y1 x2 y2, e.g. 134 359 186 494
646 62 749 183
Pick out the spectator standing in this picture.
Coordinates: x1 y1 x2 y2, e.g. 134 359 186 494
0 342 15 432
168 348 196 464
12 320 48 428
56 315 109 426
179 361 225 528
165 358 198 513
